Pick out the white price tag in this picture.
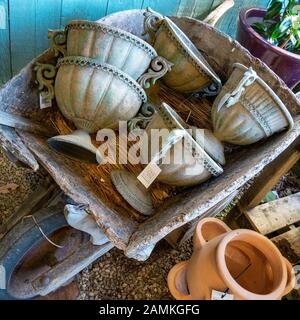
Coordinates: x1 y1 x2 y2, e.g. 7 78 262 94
137 161 161 189
39 92 52 109
211 290 234 300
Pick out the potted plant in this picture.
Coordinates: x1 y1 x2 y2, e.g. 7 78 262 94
237 0 300 89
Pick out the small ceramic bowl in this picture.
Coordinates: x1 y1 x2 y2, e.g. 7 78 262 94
64 20 158 80
212 63 294 145
55 56 147 132
143 8 222 96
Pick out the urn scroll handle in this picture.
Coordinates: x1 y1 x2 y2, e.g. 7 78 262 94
48 29 67 57
142 7 164 46
137 56 173 90
216 67 258 111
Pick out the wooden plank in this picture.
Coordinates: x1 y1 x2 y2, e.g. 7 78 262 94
192 0 214 19
245 193 300 235
176 0 214 19
214 0 269 37
141 0 181 16
35 0 62 55
203 0 235 26
0 125 39 171
60 0 109 26
9 0 36 75
0 177 58 240
0 110 57 137
106 0 144 15
0 0 11 85
272 227 300 264
239 149 300 211
165 189 238 247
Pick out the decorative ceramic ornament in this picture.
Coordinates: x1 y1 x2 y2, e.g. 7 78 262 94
111 103 224 215
142 103 224 187
55 56 147 133
142 8 222 96
212 63 294 145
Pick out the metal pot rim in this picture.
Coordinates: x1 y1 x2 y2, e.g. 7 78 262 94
65 19 157 59
233 63 294 130
161 17 221 88
57 56 147 103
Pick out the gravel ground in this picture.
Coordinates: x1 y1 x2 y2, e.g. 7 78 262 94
77 240 193 300
0 149 44 225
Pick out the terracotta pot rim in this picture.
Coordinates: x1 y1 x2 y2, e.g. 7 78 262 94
194 217 231 250
163 17 222 87
167 261 192 300
233 63 294 129
65 19 158 59
239 7 300 60
216 229 287 300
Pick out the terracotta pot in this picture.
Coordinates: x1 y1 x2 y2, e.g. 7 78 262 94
143 8 222 96
168 217 295 300
55 56 147 132
237 7 300 89
212 63 294 145
143 103 224 187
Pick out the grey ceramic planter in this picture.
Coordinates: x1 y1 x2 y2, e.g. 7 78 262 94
143 8 222 96
55 56 147 132
50 20 158 81
212 63 294 145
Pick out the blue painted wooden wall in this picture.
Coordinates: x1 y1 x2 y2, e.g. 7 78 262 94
0 0 269 85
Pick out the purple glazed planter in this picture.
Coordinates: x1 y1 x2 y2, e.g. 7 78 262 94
237 7 300 89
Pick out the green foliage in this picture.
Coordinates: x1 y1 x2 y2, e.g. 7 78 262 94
252 0 300 54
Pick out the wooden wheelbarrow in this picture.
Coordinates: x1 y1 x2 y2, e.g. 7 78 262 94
0 4 300 299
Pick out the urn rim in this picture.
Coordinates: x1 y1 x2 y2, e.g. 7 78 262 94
65 19 158 59
57 56 148 103
161 17 222 90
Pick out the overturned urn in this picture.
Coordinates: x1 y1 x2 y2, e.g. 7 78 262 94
111 103 224 216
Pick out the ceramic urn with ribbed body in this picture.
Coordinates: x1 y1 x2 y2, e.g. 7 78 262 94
212 63 294 145
64 20 158 81
55 56 147 133
142 103 224 187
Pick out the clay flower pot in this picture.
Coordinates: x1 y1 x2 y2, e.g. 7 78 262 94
212 63 294 145
237 8 300 89
168 217 295 300
143 8 222 96
51 20 158 81
55 56 147 132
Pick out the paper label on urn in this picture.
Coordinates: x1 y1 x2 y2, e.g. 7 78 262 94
211 290 234 300
39 92 52 109
137 162 161 189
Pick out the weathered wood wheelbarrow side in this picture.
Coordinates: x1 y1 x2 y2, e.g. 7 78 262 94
0 10 300 262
